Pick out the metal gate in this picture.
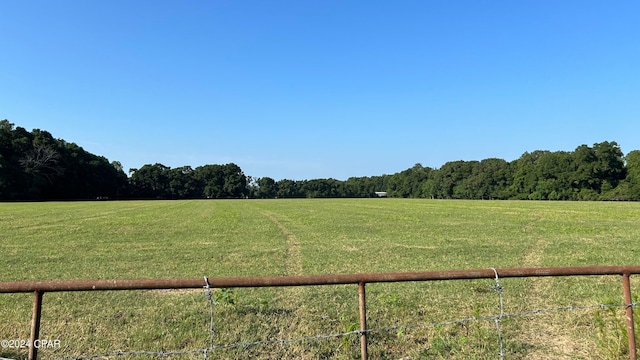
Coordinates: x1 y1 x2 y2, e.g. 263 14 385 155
1 265 639 360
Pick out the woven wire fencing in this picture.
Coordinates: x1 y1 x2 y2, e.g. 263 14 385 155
1 266 639 360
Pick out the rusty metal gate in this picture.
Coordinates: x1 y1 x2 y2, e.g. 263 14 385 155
1 265 639 360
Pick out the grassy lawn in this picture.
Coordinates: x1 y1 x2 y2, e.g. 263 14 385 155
1 199 639 359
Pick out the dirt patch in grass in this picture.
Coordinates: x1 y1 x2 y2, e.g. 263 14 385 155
513 238 596 359
259 210 303 276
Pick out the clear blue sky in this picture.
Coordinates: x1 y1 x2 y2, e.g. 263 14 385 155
2 1 639 180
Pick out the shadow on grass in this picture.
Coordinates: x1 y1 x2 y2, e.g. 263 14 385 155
234 306 293 317
0 350 26 360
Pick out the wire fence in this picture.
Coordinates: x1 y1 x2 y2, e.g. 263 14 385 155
1 266 639 360
63 299 638 360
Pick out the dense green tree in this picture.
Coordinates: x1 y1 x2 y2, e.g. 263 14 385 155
343 177 366 197
386 163 432 198
344 176 383 197
255 177 277 199
193 163 247 199
298 179 343 198
571 144 599 192
510 150 547 199
194 164 224 198
55 141 128 199
510 150 574 200
593 141 626 190
0 121 31 199
276 179 300 198
221 163 248 198
613 150 640 200
532 151 573 200
567 142 625 199
0 120 128 200
432 160 475 199
130 163 172 198
459 158 512 199
168 166 200 199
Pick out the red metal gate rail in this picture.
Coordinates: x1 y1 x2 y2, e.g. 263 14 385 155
1 265 639 360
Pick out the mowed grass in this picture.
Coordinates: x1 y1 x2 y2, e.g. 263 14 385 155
1 199 639 359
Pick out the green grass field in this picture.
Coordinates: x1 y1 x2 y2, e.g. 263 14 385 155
1 199 639 359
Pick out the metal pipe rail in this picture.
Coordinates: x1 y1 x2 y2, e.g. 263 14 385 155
1 265 639 360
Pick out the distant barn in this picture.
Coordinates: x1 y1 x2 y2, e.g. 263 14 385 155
375 192 387 198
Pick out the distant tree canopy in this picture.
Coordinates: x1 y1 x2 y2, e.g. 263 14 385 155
128 163 248 199
257 141 634 201
0 120 128 200
2 119 639 200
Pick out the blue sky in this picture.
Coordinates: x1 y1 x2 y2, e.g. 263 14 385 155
2 1 639 180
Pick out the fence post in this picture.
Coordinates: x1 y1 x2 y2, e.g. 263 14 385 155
358 282 368 360
622 273 637 360
29 291 44 360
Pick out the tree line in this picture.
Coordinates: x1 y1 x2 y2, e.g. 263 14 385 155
2 119 640 201
0 120 128 200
